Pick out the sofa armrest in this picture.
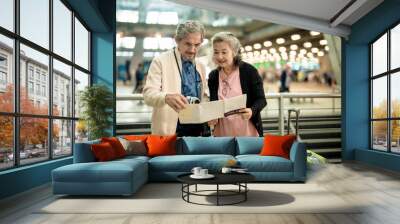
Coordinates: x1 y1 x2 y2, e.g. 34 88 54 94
289 141 307 181
73 140 100 163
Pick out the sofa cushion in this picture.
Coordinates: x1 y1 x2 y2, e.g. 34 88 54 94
148 154 235 172
119 138 147 156
236 137 263 155
260 134 296 159
101 137 127 158
53 158 147 183
146 135 177 157
91 142 118 161
236 155 293 172
180 137 235 155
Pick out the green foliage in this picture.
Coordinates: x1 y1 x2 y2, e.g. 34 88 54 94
79 84 113 140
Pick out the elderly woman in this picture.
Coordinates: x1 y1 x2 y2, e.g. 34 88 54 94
208 32 266 137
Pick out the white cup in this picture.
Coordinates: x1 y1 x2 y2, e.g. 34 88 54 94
191 167 202 176
200 169 208 176
221 167 232 174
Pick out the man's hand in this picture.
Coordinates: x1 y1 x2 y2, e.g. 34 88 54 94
165 94 188 112
239 108 252 120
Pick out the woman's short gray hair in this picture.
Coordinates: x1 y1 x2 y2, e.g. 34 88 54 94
211 32 242 65
175 20 205 41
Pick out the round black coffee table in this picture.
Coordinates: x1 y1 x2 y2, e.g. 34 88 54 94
177 173 255 206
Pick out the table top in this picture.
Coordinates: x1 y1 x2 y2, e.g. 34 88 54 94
177 172 255 185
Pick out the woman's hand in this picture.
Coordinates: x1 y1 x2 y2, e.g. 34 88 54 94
239 108 252 120
208 119 218 126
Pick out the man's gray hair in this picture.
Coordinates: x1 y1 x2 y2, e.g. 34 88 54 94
175 20 205 41
211 32 242 65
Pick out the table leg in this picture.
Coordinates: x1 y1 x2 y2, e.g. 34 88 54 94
217 184 219 206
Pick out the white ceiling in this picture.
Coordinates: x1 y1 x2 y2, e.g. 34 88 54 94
169 0 384 37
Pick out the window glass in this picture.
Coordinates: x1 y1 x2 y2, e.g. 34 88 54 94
74 69 89 117
20 0 49 49
53 59 72 117
74 18 89 70
372 33 387 76
0 116 14 170
372 76 387 119
53 119 72 158
53 0 72 60
0 0 14 31
391 24 400 70
0 35 14 112
391 120 400 153
20 44 49 115
75 120 88 143
372 121 388 151
391 72 400 118
20 117 49 165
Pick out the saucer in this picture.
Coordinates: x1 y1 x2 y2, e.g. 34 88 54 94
190 174 215 179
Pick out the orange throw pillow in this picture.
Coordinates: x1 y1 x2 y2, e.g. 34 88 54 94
146 135 177 157
124 135 148 142
91 142 117 161
101 137 127 158
260 134 296 159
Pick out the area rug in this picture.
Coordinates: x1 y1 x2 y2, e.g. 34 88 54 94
38 183 361 214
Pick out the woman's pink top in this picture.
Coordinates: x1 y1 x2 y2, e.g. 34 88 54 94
213 68 259 137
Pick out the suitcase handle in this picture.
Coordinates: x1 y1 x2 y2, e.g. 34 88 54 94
287 109 300 137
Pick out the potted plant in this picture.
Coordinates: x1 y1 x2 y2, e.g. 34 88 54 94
79 84 113 140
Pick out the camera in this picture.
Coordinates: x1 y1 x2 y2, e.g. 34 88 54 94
186 96 200 104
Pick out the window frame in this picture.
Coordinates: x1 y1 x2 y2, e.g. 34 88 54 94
0 0 92 171
370 20 400 154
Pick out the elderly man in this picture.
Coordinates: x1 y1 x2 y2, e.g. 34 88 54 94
143 20 207 136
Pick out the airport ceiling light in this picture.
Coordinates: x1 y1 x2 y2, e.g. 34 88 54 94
291 34 301 41
290 44 298 51
319 39 328 45
263 41 272 47
240 47 245 53
307 52 314 58
146 12 159 24
245 45 252 51
317 51 325 57
254 51 260 56
261 49 268 55
253 43 262 49
289 50 297 56
303 42 312 48
117 10 139 23
117 36 136 49
311 47 319 53
247 52 253 57
158 12 179 25
325 46 329 51
278 46 286 52
276 38 285 45
299 49 307 54
269 48 276 54
241 53 247 58
281 54 288 61
310 31 320 36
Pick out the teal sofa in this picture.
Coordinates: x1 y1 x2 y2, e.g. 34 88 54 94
52 137 306 196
